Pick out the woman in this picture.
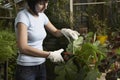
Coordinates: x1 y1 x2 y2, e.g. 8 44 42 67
14 0 79 80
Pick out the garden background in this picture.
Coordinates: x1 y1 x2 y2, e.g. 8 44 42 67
0 0 120 80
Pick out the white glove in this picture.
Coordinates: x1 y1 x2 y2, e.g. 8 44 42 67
47 49 64 62
61 28 80 40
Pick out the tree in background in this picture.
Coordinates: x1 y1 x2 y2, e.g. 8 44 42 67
45 0 70 29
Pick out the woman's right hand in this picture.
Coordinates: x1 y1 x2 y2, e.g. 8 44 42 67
47 49 64 62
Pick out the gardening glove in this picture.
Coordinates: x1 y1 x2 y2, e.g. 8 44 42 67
47 49 64 62
61 28 80 40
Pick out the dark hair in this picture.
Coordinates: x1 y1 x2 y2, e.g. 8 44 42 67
26 0 48 16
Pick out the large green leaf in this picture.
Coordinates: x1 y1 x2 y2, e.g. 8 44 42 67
55 63 66 75
84 69 100 80
55 59 78 80
66 42 73 53
73 36 83 47
65 59 78 80
55 65 66 80
76 66 90 80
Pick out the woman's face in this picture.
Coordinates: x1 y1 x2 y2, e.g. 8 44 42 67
35 2 48 13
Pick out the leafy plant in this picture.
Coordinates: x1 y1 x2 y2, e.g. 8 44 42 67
0 30 17 62
98 48 120 80
91 14 109 35
45 0 70 28
55 32 107 80
97 32 120 80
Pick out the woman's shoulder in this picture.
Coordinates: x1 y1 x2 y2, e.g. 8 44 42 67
15 9 30 27
17 9 27 16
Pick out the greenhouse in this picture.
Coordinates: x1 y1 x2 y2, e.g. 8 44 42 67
0 0 120 80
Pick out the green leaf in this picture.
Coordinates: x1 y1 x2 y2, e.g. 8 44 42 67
115 47 120 55
73 36 84 47
55 65 66 80
0 0 2 3
84 69 99 80
55 63 66 75
76 66 90 80
66 43 73 53
65 59 78 80
55 59 78 80
55 75 66 80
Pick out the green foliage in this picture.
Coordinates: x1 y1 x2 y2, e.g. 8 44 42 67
116 47 120 55
46 0 70 28
66 36 83 54
84 69 100 80
55 59 78 80
91 14 110 35
55 32 107 80
0 30 17 62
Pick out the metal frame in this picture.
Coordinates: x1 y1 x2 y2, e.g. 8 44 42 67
70 0 73 28
69 0 120 27
73 1 120 6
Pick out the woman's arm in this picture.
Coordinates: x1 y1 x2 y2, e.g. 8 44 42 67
45 21 80 40
17 22 50 57
45 21 63 37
